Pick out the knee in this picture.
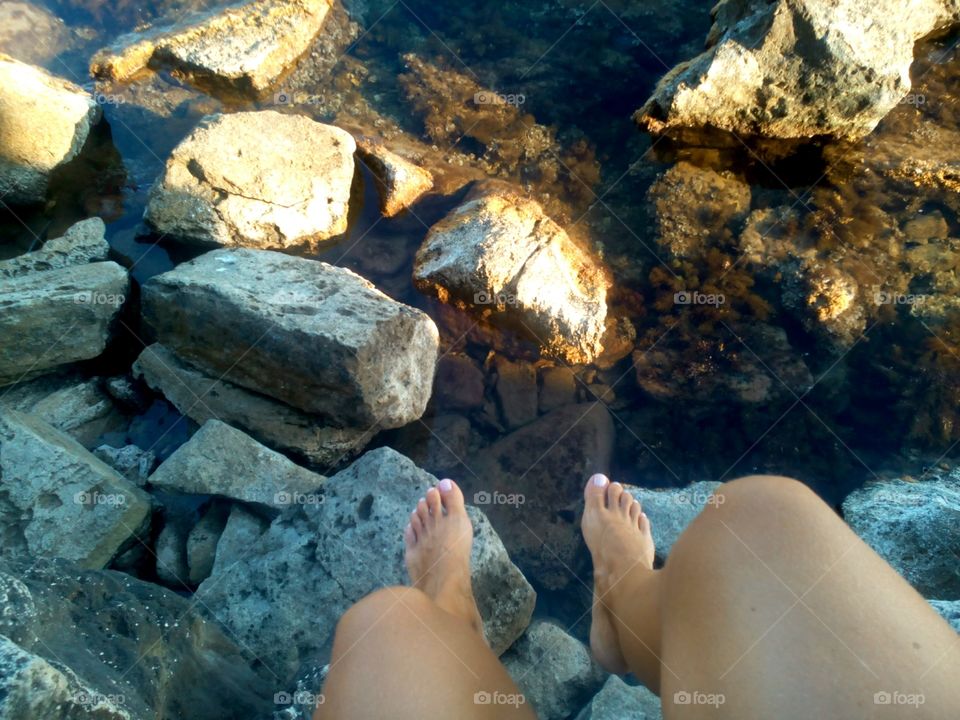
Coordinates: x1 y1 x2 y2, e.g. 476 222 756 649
336 586 430 637
709 474 820 516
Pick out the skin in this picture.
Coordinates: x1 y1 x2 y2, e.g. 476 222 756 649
318 474 960 720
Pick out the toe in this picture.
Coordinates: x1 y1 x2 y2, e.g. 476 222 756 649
437 478 465 513
629 500 641 522
416 498 430 531
404 522 416 548
606 481 624 509
410 510 423 540
619 488 633 512
585 473 609 507
426 487 442 518
640 511 652 535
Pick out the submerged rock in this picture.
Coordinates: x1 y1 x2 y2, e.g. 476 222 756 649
414 186 610 363
196 448 535 684
0 1 75 66
636 0 960 141
575 675 663 720
0 262 128 387
132 343 372 469
355 136 433 216
144 112 355 249
91 0 334 98
0 409 150 569
148 420 327 508
0 54 101 204
0 218 108 279
142 249 439 428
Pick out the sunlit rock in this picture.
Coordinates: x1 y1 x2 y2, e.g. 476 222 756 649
0 2 76 66
355 136 433 216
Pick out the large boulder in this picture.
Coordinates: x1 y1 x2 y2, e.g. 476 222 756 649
414 185 609 364
132 343 372 468
635 0 960 142
0 409 150 569
148 420 327 508
144 112 355 249
502 621 607 720
0 557 273 719
843 475 960 598
624 481 723 564
141 249 439 428
0 262 128 386
0 54 101 204
91 0 334 98
0 218 108 279
196 447 536 685
575 675 663 720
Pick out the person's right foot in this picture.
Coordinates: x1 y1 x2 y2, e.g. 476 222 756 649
582 473 656 674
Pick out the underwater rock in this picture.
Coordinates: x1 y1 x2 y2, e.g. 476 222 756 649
0 556 273 719
141 249 439 428
636 0 960 141
133 344 372 469
0 409 150 569
93 444 155 486
493 355 538 430
624 481 723 564
196 448 535 684
843 473 960 598
575 675 663 720
0 218 108 279
0 54 101 204
432 353 485 411
144 112 355 250
148 420 327 508
355 136 433 217
539 366 579 413
0 2 75 66
0 262 127 386
502 621 607 720
414 185 609 364
90 0 334 98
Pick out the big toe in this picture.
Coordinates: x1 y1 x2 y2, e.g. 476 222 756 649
437 478 466 514
585 473 610 507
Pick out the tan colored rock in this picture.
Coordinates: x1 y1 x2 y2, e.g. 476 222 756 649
356 136 433 216
0 2 74 66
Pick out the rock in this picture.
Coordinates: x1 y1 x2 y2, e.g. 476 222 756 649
0 2 75 66
624 482 723 563
0 557 273 719
635 0 960 141
196 447 535 684
0 218 108 278
539 365 578 413
355 136 433 216
187 503 228 584
493 356 538 429
144 112 355 249
155 520 189 587
575 675 663 720
0 55 101 204
91 0 334 98
0 262 128 387
466 403 615 590
385 413 473 478
414 185 610 363
210 505 267 575
843 475 960 597
132 343 372 469
502 621 607 720
929 599 960 633
432 353 485 411
0 409 151 569
148 420 327 508
93 444 156 486
104 374 151 411
142 248 439 428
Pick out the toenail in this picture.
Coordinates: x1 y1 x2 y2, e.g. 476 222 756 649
591 473 609 487
438 478 453 492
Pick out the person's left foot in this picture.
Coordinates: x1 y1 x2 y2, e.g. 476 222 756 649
404 479 485 639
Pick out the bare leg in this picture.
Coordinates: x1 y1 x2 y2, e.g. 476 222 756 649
316 479 535 720
583 474 960 719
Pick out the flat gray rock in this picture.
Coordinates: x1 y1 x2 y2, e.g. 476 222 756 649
0 218 108 278
575 675 663 720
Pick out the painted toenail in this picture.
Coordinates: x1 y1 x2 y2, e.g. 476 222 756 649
591 473 609 487
438 478 453 492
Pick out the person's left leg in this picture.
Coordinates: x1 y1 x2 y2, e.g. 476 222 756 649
315 480 535 720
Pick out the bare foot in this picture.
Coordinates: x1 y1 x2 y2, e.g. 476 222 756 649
582 473 656 674
404 478 484 638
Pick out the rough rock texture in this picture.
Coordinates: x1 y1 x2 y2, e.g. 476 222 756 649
209 505 267 575
148 420 327 508
624 481 723 563
187 504 228 584
414 186 609 363
929 599 960 633
502 621 607 720
432 353 485 411
93 444 155 486
91 0 334 98
635 0 960 141
144 112 355 249
0 218 108 279
155 520 189 587
142 249 439 428
0 262 128 387
539 366 578 413
355 136 433 216
0 410 150 569
133 344 372 468
466 403 615 590
0 1 75 66
575 675 663 720
0 557 273 719
493 356 538 429
196 448 535 684
843 475 960 597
